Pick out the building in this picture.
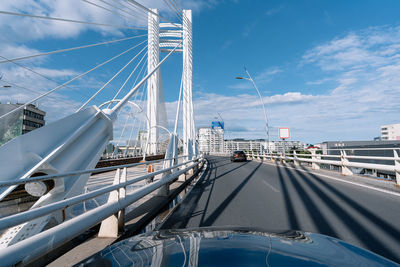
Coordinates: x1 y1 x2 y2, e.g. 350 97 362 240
271 140 306 153
224 139 265 154
138 130 148 152
198 123 224 153
321 140 400 176
0 103 46 146
224 139 305 154
381 123 400 140
137 130 168 155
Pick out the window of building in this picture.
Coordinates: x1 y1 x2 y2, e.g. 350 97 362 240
23 119 43 128
24 109 44 120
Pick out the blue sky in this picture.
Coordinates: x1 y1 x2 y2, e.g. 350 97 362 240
0 0 400 144
193 0 395 91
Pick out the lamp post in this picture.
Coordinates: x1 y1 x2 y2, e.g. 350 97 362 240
236 68 270 154
0 75 12 88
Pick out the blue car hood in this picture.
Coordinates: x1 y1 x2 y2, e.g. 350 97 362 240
77 227 398 266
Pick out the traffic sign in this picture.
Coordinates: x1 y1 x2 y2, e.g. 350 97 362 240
279 128 290 139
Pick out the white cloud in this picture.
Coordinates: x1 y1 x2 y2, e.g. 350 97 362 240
228 66 282 90
184 91 318 140
0 0 154 42
4 2 398 145
302 25 400 71
0 0 216 44
306 77 331 85
192 25 400 142
266 92 315 104
265 5 284 16
0 44 42 64
286 25 400 141
220 39 232 51
255 67 282 80
0 0 222 145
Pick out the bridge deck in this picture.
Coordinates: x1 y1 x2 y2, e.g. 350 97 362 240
161 156 400 263
67 162 162 217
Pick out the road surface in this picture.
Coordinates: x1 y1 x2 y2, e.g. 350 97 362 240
162 156 400 263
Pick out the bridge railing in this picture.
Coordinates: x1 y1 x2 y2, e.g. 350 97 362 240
0 155 204 266
248 148 400 185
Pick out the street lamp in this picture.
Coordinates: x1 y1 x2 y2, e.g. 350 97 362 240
0 75 11 88
236 68 270 154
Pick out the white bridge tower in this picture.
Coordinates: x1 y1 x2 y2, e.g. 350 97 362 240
147 9 196 157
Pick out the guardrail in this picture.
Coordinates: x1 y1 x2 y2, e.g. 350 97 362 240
247 148 400 185
0 155 204 266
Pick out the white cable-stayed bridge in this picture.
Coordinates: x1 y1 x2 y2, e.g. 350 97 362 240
0 1 399 266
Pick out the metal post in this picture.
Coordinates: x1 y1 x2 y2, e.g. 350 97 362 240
294 150 299 166
394 149 400 185
118 167 127 232
282 139 287 163
310 148 320 170
98 168 121 238
340 150 353 176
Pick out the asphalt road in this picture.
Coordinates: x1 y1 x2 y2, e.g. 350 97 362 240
161 156 400 263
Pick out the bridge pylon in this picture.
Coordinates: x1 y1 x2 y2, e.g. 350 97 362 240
147 9 197 159
182 10 196 159
147 9 162 155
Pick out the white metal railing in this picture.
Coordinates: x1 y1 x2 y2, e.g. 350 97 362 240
0 155 187 188
209 152 230 156
247 148 400 185
0 155 204 266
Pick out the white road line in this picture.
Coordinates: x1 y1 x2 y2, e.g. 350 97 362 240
258 161 400 198
261 180 280 193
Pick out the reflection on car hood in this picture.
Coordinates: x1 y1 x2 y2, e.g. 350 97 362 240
77 226 397 267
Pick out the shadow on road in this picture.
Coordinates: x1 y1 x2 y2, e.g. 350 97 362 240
278 163 399 263
275 163 300 230
161 157 259 229
161 157 251 229
280 165 338 237
200 162 262 226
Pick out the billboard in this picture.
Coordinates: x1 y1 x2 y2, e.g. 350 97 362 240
279 127 290 139
212 121 224 130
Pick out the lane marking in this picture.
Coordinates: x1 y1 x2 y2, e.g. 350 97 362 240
257 160 400 198
261 180 280 193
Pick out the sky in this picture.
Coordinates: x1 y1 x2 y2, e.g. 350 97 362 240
0 0 400 144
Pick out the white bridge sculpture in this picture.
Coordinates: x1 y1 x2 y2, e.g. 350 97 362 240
0 6 197 253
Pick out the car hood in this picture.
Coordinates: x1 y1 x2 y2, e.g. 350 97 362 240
76 226 397 266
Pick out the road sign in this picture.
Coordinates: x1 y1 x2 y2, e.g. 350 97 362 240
279 128 290 139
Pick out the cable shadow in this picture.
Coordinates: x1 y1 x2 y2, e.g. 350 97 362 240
199 157 220 225
160 158 214 229
298 165 400 242
287 165 399 263
213 160 251 179
275 163 300 230
201 162 263 226
281 165 338 237
213 158 235 168
166 157 252 228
